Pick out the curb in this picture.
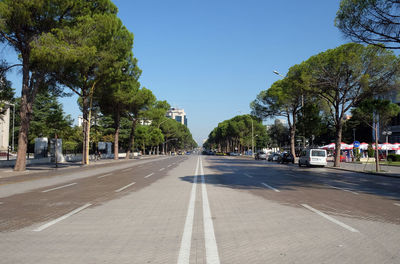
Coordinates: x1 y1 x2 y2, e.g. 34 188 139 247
325 166 400 179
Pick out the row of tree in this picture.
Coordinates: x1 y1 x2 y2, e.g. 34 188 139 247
204 115 268 153
0 0 196 171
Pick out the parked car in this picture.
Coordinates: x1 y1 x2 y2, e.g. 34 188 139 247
278 152 294 164
255 151 267 160
298 149 327 167
268 153 280 162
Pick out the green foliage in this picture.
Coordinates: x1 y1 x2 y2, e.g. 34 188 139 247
387 154 400 162
367 145 375 158
205 115 268 152
0 72 14 117
352 99 400 129
335 0 400 49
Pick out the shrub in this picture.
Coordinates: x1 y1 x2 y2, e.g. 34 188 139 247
387 154 400 162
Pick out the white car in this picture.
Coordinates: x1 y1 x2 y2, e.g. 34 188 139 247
298 149 327 167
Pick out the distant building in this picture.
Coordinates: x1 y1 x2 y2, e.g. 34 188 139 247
139 119 152 126
0 103 10 151
166 107 187 126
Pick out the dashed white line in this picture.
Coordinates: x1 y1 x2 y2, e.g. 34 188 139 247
41 183 77 193
121 168 131 172
394 203 400 207
97 173 112 179
261 182 280 192
159 168 165 171
325 184 359 195
301 204 359 233
167 164 172 168
144 173 154 178
177 157 199 264
244 173 253 178
33 203 92 232
115 182 136 193
200 158 221 264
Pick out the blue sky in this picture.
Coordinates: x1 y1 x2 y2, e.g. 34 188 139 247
3 0 346 145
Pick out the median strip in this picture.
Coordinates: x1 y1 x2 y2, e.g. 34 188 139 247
115 182 136 193
33 203 92 232
41 183 77 193
261 182 280 192
301 204 359 233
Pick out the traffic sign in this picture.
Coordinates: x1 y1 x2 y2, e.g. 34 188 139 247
353 141 360 148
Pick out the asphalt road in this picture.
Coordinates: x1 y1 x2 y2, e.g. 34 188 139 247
0 155 399 263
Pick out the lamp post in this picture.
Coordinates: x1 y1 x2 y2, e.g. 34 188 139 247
157 119 169 155
382 130 392 158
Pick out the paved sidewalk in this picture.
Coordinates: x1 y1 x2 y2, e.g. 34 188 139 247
0 155 160 179
327 161 400 177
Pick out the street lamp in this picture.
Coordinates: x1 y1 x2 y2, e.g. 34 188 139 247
273 70 284 78
382 130 392 158
157 118 169 155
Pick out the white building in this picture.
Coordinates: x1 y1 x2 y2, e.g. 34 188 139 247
166 107 187 126
0 103 10 151
77 115 83 127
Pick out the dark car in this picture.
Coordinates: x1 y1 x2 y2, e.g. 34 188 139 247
278 152 294 164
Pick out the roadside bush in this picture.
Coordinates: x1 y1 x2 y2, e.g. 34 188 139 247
367 145 375 158
387 154 400 162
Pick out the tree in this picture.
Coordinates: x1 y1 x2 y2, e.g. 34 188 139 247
336 0 400 49
125 87 156 158
0 0 81 170
0 70 14 117
31 2 132 165
352 99 400 172
96 53 141 160
251 64 307 156
304 43 400 166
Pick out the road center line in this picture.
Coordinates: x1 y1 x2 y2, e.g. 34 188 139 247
200 158 221 264
325 184 359 195
177 157 199 264
41 183 77 193
261 182 280 192
244 173 253 178
144 173 154 178
33 203 92 232
301 204 359 233
159 168 165 171
98 173 112 179
115 182 136 193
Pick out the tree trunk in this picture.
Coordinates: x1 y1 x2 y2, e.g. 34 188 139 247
126 118 137 159
290 126 296 157
14 55 34 171
113 110 120 160
333 122 343 167
374 123 380 172
82 95 90 165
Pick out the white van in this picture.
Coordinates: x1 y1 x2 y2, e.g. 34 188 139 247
298 149 327 167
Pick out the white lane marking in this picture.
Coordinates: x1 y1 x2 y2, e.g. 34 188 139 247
200 158 221 264
301 204 359 233
144 173 154 178
115 182 136 193
244 173 253 178
167 164 172 168
177 157 199 264
261 182 280 192
41 183 77 193
33 203 92 232
325 184 359 195
97 173 112 179
394 203 400 207
122 168 131 172
159 168 165 171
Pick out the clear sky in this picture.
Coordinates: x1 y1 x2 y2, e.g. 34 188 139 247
3 0 346 145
